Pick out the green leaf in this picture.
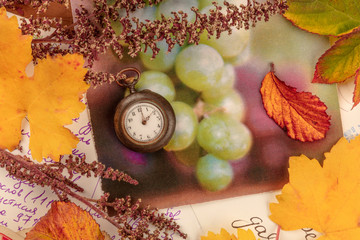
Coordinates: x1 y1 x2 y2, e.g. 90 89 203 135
313 31 360 84
284 0 360 36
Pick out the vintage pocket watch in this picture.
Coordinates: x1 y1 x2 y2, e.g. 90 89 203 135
114 68 176 152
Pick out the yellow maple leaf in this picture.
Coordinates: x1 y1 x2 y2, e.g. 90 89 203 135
0 7 89 161
269 136 360 240
25 201 105 240
201 228 259 240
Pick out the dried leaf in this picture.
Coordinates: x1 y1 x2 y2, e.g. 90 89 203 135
284 0 360 36
0 8 89 161
269 136 360 240
201 228 259 240
313 31 360 84
25 201 105 240
353 70 360 108
260 68 330 142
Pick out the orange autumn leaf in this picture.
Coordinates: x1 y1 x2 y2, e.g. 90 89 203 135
25 201 105 240
269 136 360 240
260 68 330 142
201 228 259 240
0 7 89 161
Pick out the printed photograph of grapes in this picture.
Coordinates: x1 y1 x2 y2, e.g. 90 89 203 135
86 0 343 208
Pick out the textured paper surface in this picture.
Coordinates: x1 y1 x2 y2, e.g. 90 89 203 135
0 7 354 240
86 17 343 210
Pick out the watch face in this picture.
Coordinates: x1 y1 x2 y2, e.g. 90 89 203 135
114 90 176 152
124 102 165 143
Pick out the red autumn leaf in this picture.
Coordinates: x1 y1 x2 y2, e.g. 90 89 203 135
25 201 105 240
260 67 331 142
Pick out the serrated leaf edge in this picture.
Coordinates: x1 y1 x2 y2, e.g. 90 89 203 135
261 70 330 142
312 30 360 84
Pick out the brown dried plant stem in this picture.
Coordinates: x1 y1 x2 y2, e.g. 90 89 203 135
0 150 185 239
0 150 124 231
19 0 288 86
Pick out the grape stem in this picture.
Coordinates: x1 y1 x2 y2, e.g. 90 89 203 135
193 99 225 120
0 149 185 239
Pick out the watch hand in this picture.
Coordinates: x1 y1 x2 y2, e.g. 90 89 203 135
145 110 155 121
139 107 146 125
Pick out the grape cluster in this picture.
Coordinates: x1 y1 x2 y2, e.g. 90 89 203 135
120 0 253 192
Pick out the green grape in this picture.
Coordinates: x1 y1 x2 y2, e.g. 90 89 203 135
201 63 235 100
175 44 224 92
110 19 123 36
164 101 198 151
110 5 156 37
203 89 245 122
199 1 250 59
197 113 252 160
156 0 199 22
224 46 251 67
196 154 233 191
198 0 215 9
140 40 181 72
125 71 175 102
198 0 247 9
174 140 201 167
175 82 200 107
124 5 157 24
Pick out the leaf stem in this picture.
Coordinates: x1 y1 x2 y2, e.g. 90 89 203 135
276 225 281 240
270 62 275 72
0 150 183 239
0 150 135 236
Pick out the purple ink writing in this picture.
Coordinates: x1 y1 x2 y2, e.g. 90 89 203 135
32 218 40 227
78 122 92 135
5 174 36 189
76 136 91 145
0 197 37 215
21 129 30 138
42 158 55 163
13 213 37 229
161 231 175 240
164 208 181 221
23 190 54 208
74 122 92 145
127 217 141 229
232 217 277 240
86 208 102 219
0 220 8 227
72 149 86 159
13 213 32 225
0 181 23 197
30 190 45 204
72 117 80 123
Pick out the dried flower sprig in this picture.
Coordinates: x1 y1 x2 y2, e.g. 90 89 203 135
105 0 164 13
0 150 186 239
0 0 70 14
2 0 287 86
95 193 186 239
0 1 287 238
